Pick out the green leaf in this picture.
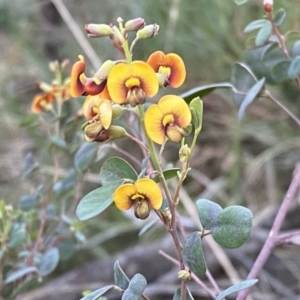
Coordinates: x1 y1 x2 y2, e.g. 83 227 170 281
53 169 76 194
234 0 248 5
51 135 67 149
5 267 38 284
255 21 272 47
196 199 222 230
244 19 268 33
152 168 180 183
76 180 122 221
183 232 206 276
20 113 39 128
260 42 278 60
231 63 257 107
189 97 203 133
114 261 130 290
285 31 300 48
238 77 265 121
38 247 59 276
211 206 253 249
181 83 233 104
80 285 114 300
74 142 98 173
121 274 147 300
288 56 300 80
293 40 300 55
58 239 75 261
273 8 286 27
19 194 38 211
172 287 194 300
8 223 27 249
216 279 258 300
270 61 291 83
99 157 138 186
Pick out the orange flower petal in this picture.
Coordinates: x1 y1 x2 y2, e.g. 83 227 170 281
164 53 186 88
113 183 136 210
31 93 55 113
147 51 186 88
107 61 158 104
157 95 191 127
135 178 162 210
70 55 85 97
144 104 166 145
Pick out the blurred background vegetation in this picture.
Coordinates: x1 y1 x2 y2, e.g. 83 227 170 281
1 0 300 298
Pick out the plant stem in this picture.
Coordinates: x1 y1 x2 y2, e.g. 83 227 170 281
237 164 300 300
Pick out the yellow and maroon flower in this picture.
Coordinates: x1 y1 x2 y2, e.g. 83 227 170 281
107 61 159 107
147 51 186 88
144 95 191 145
70 55 106 97
113 178 162 219
31 92 55 113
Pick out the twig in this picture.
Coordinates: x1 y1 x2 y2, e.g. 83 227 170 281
237 163 300 300
51 0 102 69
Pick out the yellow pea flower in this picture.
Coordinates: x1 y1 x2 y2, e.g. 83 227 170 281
113 178 162 219
145 95 191 145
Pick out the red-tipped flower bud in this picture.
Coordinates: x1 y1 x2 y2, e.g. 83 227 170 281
263 0 273 12
85 23 114 38
125 18 145 32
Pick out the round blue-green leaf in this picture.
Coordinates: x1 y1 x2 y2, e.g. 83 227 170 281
231 63 257 107
273 8 286 27
8 223 27 249
74 142 98 173
244 19 268 33
183 232 206 276
100 157 138 186
288 55 300 80
196 199 222 230
255 21 272 47
121 273 147 300
293 40 300 56
80 285 114 300
114 261 130 290
19 195 38 211
173 287 194 300
38 247 59 276
76 180 122 221
211 206 253 249
270 61 291 83
234 0 248 5
238 77 265 121
216 279 258 300
51 135 67 149
152 168 180 183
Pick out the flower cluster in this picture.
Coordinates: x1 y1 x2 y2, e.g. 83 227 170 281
31 60 70 113
71 17 194 218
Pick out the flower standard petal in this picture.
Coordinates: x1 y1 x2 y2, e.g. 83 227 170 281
70 55 86 97
147 51 165 72
144 104 166 145
98 99 112 129
164 53 186 88
82 95 102 118
134 178 162 210
157 95 191 127
113 183 136 210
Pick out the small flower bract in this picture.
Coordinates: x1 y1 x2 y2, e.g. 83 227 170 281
107 61 159 106
113 178 162 219
145 95 192 145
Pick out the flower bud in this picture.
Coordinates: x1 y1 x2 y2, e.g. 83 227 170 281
109 26 126 54
136 24 160 39
37 81 52 93
177 270 191 280
94 60 116 80
49 60 59 73
107 125 127 139
125 18 145 32
179 144 191 163
112 104 124 120
263 0 273 12
85 23 114 38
